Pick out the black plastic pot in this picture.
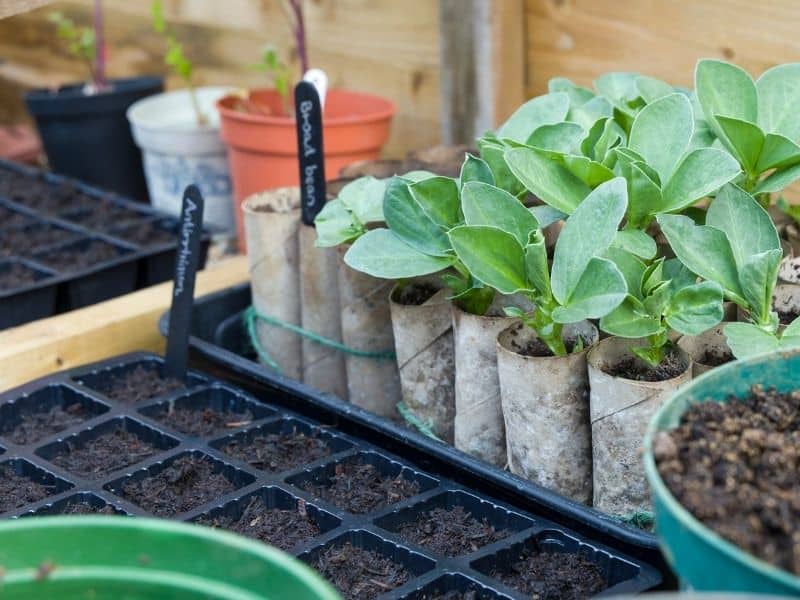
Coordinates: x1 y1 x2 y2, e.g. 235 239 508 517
24 76 163 202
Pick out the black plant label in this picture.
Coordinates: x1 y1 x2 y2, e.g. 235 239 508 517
295 80 326 226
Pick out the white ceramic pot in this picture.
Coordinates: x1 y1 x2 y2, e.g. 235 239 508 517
127 86 234 234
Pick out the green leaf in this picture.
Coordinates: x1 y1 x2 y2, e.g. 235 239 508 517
530 205 566 228
756 63 800 140
595 72 640 105
643 281 672 317
593 118 626 164
657 214 745 301
504 146 591 214
461 182 539 246
460 154 494 187
715 116 764 174
551 177 627 304
626 162 663 226
661 148 741 212
400 170 437 182
635 76 675 103
695 59 758 138
604 247 647 299
408 176 462 229
754 163 800 194
663 257 698 291
664 281 724 335
569 96 614 130
754 133 800 172
476 138 525 198
383 177 450 256
738 249 782 323
524 233 550 298
600 296 662 338
449 226 529 294
549 77 595 108
314 199 363 247
527 122 584 154
782 316 800 338
725 322 781 359
629 93 693 182
337 176 386 224
612 229 657 260
580 118 607 159
344 229 453 279
561 155 616 187
552 257 627 322
497 92 570 142
706 184 781 268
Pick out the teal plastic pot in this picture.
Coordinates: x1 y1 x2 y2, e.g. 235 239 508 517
0 516 341 599
643 348 800 595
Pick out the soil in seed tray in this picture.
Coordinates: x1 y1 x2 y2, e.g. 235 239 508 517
394 505 510 556
91 365 185 404
197 496 320 551
604 349 685 382
60 203 148 232
311 542 411 600
654 386 800 575
55 500 118 515
395 283 439 306
1 402 92 445
221 427 331 473
120 455 237 517
0 224 81 257
37 239 122 273
154 406 254 438
417 589 491 600
297 460 421 514
777 308 799 325
698 348 734 367
49 427 159 479
489 548 607 600
0 206 33 229
0 262 41 291
0 465 53 512
111 222 176 247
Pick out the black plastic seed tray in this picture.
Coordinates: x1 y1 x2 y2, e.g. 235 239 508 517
1 352 663 598
0 159 210 328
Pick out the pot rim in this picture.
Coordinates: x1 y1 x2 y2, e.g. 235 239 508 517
126 86 235 134
643 347 800 590
587 336 692 386
216 87 396 127
496 321 598 362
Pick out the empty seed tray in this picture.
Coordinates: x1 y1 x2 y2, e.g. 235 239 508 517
0 159 210 328
0 352 666 598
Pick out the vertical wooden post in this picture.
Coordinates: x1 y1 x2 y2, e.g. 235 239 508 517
438 0 526 144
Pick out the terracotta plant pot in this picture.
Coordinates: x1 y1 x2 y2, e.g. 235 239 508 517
217 89 396 251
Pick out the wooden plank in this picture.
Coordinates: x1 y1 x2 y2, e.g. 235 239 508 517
0 255 249 392
489 0 526 126
0 0 51 19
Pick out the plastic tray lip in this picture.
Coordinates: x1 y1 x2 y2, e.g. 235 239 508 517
21 491 131 517
383 570 518 600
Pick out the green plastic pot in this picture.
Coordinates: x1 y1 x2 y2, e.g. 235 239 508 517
643 348 800 595
0 516 341 599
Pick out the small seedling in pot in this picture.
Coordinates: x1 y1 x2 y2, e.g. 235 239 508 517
48 0 109 94
252 46 292 115
151 0 206 125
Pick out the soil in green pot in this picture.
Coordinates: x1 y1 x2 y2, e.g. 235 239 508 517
310 542 411 600
654 385 800 575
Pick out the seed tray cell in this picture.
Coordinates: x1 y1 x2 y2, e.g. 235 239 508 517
0 458 73 515
0 352 664 597
0 222 84 258
0 257 58 328
0 205 35 229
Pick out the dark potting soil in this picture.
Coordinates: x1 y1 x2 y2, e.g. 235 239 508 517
508 334 587 358
777 308 799 325
654 386 800 575
395 283 439 306
489 548 607 599
154 406 254 438
54 500 118 515
698 348 734 367
90 365 185 404
119 454 237 517
197 496 320 551
0 465 53 512
311 542 411 600
110 222 176 247
604 350 685 382
36 239 123 273
0 205 34 229
49 427 159 479
394 506 510 556
0 262 42 291
60 203 148 232
0 224 81 258
297 460 421 514
416 588 491 600
221 427 331 473
0 174 94 214
1 402 92 445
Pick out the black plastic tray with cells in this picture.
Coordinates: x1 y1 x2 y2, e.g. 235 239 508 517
0 352 661 599
0 160 210 329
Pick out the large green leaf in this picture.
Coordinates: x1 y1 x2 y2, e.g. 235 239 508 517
504 147 591 214
695 59 758 138
336 176 386 224
626 162 663 227
629 93 693 182
551 177 627 304
595 72 640 105
580 117 607 159
724 322 781 359
383 177 451 256
344 229 453 279
756 63 800 141
524 233 550 298
635 75 675 103
459 153 494 187
660 148 741 212
551 257 627 323
604 246 647 299
612 229 657 260
600 296 662 338
738 249 782 322
754 163 800 194
706 184 781 268
529 205 566 228
314 199 362 247
497 92 570 142
549 77 595 109
569 96 614 130
657 214 744 301
527 122 585 154
448 226 529 294
754 133 800 172
461 181 539 246
593 118 626 164
477 138 525 198
561 155 616 187
664 281 724 335
408 176 462 229
715 115 764 174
